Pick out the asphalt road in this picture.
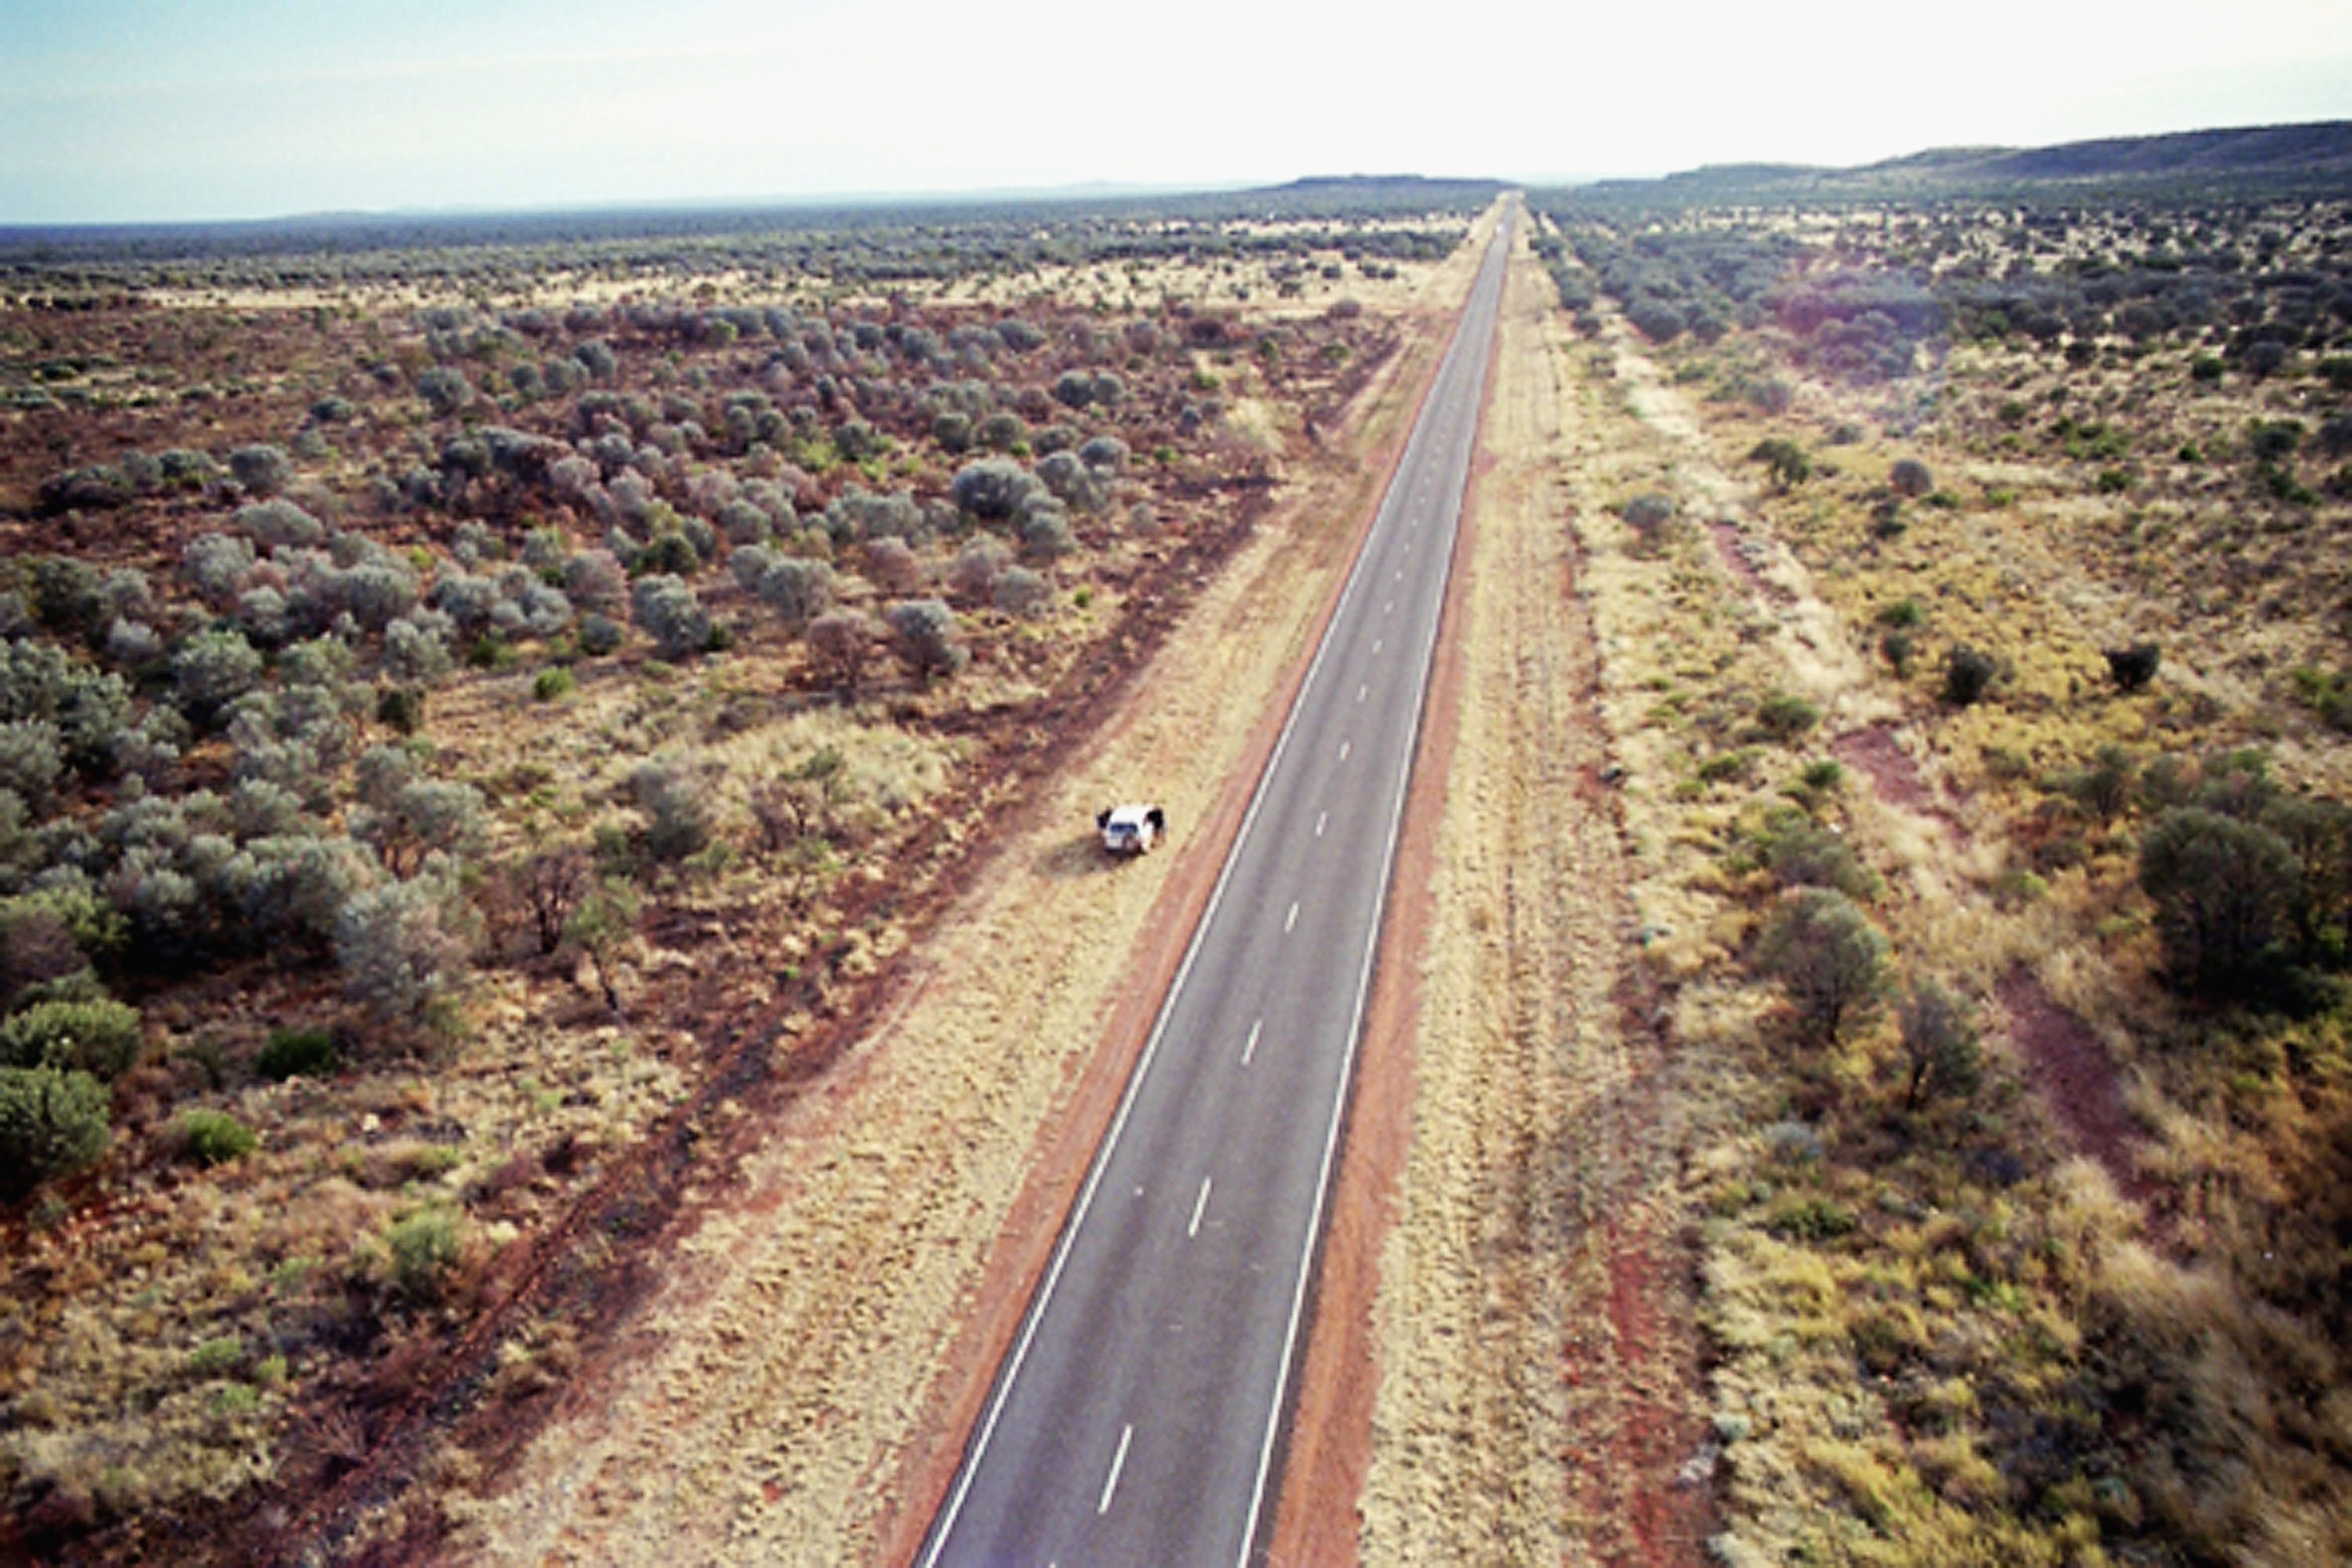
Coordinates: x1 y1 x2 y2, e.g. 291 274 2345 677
920 206 1515 1568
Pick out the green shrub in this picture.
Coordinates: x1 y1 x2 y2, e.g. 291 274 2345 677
0 997 142 1079
383 1207 463 1301
532 668 575 702
178 1109 258 1167
1748 437 1811 489
1758 810 1878 901
1875 598 1926 629
255 1026 336 1081
186 1335 243 1376
1766 1194 1857 1240
2105 643 2160 693
0 1066 110 1200
377 685 426 735
1941 647 1996 706
1756 692 1820 742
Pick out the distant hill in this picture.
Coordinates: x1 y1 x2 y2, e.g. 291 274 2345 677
1560 120 2352 205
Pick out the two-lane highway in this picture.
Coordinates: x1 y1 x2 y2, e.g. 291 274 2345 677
921 206 1515 1568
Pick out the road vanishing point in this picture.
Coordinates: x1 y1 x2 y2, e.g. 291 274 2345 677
920 205 1515 1568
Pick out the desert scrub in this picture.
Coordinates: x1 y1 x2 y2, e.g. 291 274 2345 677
0 1065 111 1198
253 1026 336 1081
379 1206 466 1301
176 1109 259 1166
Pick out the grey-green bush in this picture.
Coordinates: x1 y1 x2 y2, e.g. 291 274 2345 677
1754 887 1888 1044
951 459 1038 523
172 629 264 730
885 600 967 683
335 858 474 1019
631 575 710 659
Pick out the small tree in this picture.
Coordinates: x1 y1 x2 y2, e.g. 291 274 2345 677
2105 643 2161 693
1941 647 1996 706
1896 979 1981 1112
885 600 968 684
950 459 1038 523
756 557 835 630
416 367 473 419
503 843 590 955
949 539 1012 603
630 758 713 862
2139 807 2299 996
1888 458 1934 499
993 567 1054 619
630 575 711 660
1755 887 1888 1044
1748 438 1812 491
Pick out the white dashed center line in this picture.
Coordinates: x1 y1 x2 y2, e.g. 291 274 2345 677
1339 741 1351 761
1356 684 1367 703
1188 1177 1213 1239
1098 1424 1134 1515
1284 901 1299 933
1242 1018 1261 1065
1315 810 1327 837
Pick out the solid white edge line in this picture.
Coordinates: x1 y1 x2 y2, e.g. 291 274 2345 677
915 221 1472 1565
1232 207 1513 1568
1098 1423 1134 1515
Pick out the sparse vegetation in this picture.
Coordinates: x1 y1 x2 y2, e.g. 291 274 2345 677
0 178 1458 1560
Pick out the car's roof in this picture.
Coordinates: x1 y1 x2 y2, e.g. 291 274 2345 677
1104 803 1156 823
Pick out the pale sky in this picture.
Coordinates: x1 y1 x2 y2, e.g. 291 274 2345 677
3 0 2349 224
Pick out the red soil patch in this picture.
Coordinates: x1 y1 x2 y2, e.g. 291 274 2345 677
1996 969 2152 1203
1595 1224 1703 1568
1708 518 1786 602
1835 724 1965 837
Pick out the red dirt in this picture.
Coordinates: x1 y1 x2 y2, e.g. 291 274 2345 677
873 306 1465 1568
1996 969 2152 1204
1834 724 1966 837
1708 518 1787 602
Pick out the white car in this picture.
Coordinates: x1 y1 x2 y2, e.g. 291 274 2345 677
1096 803 1167 855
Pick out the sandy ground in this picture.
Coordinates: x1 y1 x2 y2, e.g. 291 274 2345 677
444 226 1487 1567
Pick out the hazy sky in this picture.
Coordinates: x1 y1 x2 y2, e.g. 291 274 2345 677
3 0 2349 223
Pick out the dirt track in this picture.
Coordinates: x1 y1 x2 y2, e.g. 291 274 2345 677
445 220 1494 1567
